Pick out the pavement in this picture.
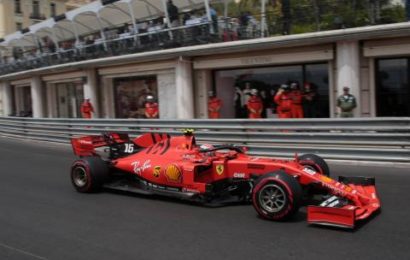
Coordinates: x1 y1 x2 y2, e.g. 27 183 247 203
0 136 409 260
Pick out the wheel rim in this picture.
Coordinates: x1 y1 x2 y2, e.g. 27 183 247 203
73 166 88 187
258 183 287 213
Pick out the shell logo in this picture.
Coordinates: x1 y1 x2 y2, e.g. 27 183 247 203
165 164 182 183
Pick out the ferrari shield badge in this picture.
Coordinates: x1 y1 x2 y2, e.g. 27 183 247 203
153 166 161 178
216 165 224 175
165 164 182 182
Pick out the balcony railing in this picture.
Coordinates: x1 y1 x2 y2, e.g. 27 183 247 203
30 13 46 20
1 0 408 77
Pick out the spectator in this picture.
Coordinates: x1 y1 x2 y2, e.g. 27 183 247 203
290 82 303 118
239 12 250 38
183 12 191 25
209 5 218 33
118 23 130 34
247 89 263 119
12 47 20 61
208 91 222 119
282 0 291 35
81 98 94 119
337 86 357 117
302 82 318 118
44 37 56 53
274 84 292 119
239 12 250 27
167 0 179 27
144 95 159 119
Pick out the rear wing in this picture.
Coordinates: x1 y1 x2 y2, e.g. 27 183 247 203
71 132 171 157
71 133 130 157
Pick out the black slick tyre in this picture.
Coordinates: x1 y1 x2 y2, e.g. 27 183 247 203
70 156 109 193
298 154 330 176
252 170 302 221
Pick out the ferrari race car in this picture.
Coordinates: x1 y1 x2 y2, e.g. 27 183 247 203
70 131 380 228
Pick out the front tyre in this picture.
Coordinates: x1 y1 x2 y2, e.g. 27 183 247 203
252 170 302 221
71 157 109 193
298 154 330 177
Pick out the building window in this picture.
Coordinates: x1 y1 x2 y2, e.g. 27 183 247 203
213 63 329 118
113 76 158 118
376 58 410 116
50 3 56 17
32 0 40 17
15 0 22 14
16 22 23 31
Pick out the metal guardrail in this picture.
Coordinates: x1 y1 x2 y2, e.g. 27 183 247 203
0 117 409 163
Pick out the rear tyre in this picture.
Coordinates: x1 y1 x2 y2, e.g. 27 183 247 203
252 170 302 221
298 154 330 177
71 157 109 193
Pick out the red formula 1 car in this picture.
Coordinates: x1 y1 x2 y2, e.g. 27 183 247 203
70 131 381 228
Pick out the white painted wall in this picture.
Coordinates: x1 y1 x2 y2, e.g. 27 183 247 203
1 82 13 116
336 41 361 117
194 70 212 118
158 71 177 119
31 77 45 118
175 57 194 119
101 77 115 118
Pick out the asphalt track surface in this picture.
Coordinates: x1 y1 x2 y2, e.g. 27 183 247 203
0 137 409 260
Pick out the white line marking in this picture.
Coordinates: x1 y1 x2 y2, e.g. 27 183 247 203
0 242 48 260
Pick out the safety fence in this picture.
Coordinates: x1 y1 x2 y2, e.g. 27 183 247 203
0 117 409 163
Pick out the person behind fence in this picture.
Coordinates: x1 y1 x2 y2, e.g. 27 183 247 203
209 4 218 34
337 86 357 118
274 84 292 119
81 98 94 119
144 95 159 119
208 91 222 119
281 0 291 35
247 89 263 119
290 82 304 118
167 0 179 27
302 82 317 118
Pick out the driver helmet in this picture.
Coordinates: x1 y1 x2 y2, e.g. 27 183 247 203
146 95 154 102
250 88 258 96
208 91 214 97
199 144 215 157
199 144 214 151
